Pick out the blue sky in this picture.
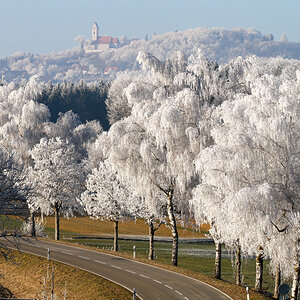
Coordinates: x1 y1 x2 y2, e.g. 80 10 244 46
0 0 299 58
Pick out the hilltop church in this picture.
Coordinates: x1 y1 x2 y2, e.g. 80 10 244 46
90 22 120 51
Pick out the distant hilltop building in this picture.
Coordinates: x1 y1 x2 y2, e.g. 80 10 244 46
88 22 120 51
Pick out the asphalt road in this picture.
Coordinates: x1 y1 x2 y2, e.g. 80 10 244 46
3 237 232 300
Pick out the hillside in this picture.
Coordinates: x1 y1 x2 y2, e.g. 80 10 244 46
1 27 300 84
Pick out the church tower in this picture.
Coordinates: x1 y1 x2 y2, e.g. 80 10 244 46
92 22 99 41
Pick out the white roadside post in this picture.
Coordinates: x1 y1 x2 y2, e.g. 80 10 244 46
51 266 54 300
47 248 50 260
133 245 136 258
133 287 136 300
246 287 250 300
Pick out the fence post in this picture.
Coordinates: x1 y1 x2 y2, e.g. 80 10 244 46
51 267 54 300
246 286 250 300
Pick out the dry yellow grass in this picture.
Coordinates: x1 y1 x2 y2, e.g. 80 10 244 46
0 250 135 300
44 216 209 238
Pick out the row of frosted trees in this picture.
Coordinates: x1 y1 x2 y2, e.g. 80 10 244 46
1 52 300 299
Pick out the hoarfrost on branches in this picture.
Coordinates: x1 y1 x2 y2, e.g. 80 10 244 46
80 160 142 251
191 59 300 281
28 137 85 240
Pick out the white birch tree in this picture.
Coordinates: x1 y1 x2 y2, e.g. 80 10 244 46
80 160 140 252
28 137 84 240
191 62 300 295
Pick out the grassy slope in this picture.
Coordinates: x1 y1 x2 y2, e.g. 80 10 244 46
0 250 135 300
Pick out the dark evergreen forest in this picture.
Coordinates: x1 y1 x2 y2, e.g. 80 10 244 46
36 81 110 131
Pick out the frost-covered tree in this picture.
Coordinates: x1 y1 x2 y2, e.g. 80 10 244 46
134 196 166 260
45 111 102 161
0 147 30 261
0 147 28 210
28 137 84 240
106 72 137 125
191 60 300 296
103 50 245 266
86 131 165 258
0 76 50 236
80 160 140 252
0 76 50 163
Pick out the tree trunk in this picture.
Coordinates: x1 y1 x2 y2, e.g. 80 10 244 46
235 245 241 285
215 242 221 279
54 203 60 241
291 253 300 300
167 188 178 266
30 211 36 237
148 221 154 260
255 246 264 291
113 220 119 252
273 264 281 300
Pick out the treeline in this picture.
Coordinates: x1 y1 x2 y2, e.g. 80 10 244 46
36 80 110 130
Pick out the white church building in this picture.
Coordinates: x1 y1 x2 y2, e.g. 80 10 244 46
88 22 120 51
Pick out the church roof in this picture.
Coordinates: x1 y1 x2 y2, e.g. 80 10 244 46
92 22 99 29
93 36 120 45
98 36 112 44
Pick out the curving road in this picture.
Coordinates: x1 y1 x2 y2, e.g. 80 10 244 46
3 237 232 300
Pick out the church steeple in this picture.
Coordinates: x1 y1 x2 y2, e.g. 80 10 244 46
92 22 99 41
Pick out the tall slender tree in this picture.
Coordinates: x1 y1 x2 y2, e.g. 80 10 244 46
80 160 140 252
28 137 84 240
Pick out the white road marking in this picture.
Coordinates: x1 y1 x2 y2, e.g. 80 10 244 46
165 284 173 290
126 269 136 274
94 260 106 265
139 274 149 279
184 297 190 300
175 290 183 295
153 279 162 284
111 265 122 270
78 255 86 259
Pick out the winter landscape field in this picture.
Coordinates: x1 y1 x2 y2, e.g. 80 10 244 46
1 1 300 299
